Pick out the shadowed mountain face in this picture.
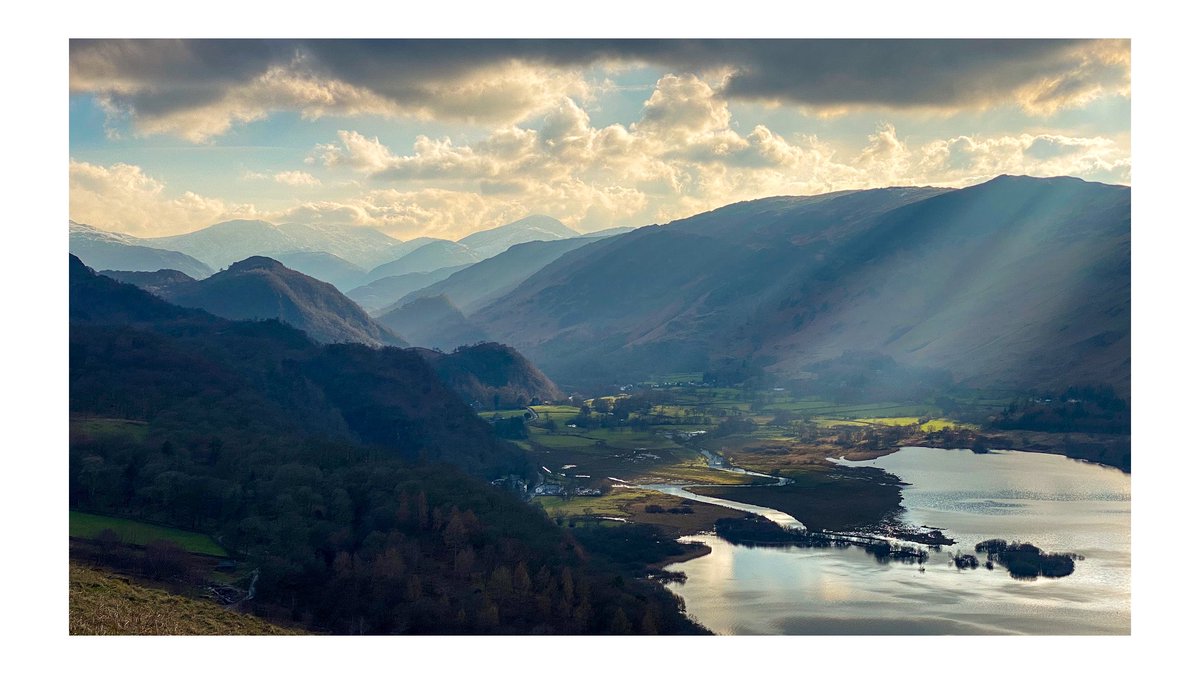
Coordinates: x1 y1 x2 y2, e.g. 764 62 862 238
455 214 578 257
416 342 564 409
376 295 489 352
472 176 1130 395
69 254 526 478
71 221 214 279
386 237 605 316
158 256 406 347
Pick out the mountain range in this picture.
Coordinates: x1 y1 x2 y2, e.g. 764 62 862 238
72 175 1130 397
70 221 214 279
72 214 584 294
470 176 1130 395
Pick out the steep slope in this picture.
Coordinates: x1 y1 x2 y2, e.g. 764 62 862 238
456 214 578 257
347 264 471 313
416 342 564 408
473 177 1129 394
376 295 489 352
747 175 1131 394
70 254 515 475
365 240 482 282
160 256 406 347
69 564 305 635
70 221 214 279
387 237 603 315
272 250 366 291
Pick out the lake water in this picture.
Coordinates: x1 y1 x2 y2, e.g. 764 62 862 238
664 447 1131 635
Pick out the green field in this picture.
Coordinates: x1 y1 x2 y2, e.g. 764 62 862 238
853 416 978 432
531 404 587 423
479 409 530 420
70 511 227 557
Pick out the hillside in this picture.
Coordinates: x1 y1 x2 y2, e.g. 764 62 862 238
376 295 489 352
70 253 515 474
456 214 578 257
69 254 702 635
273 250 366 291
365 240 482 283
472 177 1130 394
70 221 214 279
347 264 471 313
159 256 405 347
390 236 606 315
417 342 565 409
99 269 198 297
69 563 305 635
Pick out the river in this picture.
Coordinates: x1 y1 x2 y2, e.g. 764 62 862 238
662 446 1131 635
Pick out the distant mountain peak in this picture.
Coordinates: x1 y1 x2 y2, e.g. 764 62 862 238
455 214 579 258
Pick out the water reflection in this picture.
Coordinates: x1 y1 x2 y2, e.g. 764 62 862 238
665 447 1130 635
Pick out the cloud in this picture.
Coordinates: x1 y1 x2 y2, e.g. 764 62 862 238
714 39 1129 115
71 39 1129 141
288 72 1128 239
70 159 260 235
72 40 591 142
71 69 1129 240
273 170 321 187
916 132 1130 185
313 130 400 172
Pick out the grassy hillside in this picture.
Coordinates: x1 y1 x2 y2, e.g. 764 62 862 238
69 563 303 635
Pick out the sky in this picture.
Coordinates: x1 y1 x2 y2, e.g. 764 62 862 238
68 39 1131 241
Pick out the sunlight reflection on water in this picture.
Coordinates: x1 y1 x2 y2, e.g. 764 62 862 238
665 447 1130 635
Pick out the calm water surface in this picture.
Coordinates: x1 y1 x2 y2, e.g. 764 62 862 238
665 447 1130 635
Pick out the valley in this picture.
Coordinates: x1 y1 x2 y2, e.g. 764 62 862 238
66 175 1132 636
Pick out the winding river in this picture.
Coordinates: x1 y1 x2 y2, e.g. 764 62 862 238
661 446 1131 635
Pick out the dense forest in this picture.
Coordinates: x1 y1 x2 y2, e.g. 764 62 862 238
69 255 705 634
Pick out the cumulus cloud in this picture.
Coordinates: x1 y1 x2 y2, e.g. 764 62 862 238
916 132 1130 185
69 159 259 235
70 66 1129 240
70 39 1129 142
313 130 400 172
273 171 321 187
287 73 1128 239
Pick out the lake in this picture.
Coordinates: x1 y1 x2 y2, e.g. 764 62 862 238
664 447 1131 635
